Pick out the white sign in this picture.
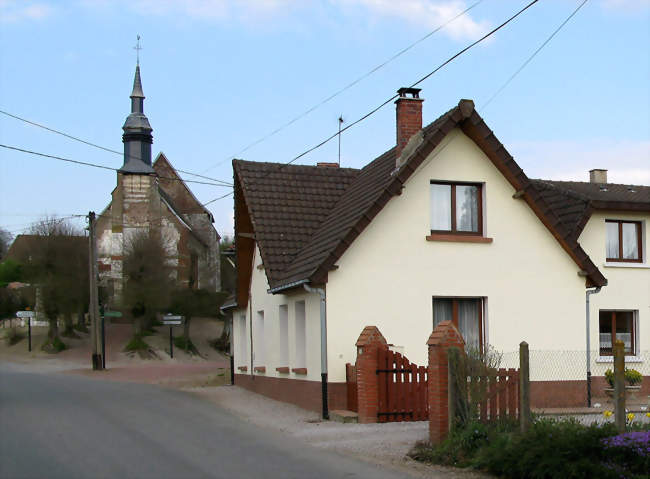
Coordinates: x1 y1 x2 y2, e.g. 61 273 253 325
16 311 35 318
163 314 184 326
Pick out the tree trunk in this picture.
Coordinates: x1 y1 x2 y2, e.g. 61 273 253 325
134 315 144 336
75 306 88 332
62 312 75 337
48 315 59 340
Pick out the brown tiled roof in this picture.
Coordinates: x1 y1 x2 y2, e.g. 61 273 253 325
530 180 650 239
234 100 611 297
233 161 360 288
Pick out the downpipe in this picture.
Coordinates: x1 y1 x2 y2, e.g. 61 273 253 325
304 284 329 420
586 286 602 407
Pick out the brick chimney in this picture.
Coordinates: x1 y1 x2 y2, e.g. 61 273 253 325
395 87 423 159
589 169 607 184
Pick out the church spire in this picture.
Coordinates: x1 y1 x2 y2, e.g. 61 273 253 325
119 42 154 174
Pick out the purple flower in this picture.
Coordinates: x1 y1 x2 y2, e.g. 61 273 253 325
602 431 650 457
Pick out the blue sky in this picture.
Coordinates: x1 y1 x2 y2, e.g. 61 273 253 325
1 0 648 239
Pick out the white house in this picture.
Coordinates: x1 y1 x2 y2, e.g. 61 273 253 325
224 89 649 416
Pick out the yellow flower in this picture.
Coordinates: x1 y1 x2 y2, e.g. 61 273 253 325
646 412 650 418
603 410 613 418
626 412 635 422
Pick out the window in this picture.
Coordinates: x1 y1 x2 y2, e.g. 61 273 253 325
606 220 642 262
430 181 482 234
279 305 289 366
599 310 637 356
254 311 265 366
294 301 306 369
432 297 484 352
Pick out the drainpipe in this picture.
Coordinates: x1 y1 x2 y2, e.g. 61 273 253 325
586 286 602 407
303 284 329 420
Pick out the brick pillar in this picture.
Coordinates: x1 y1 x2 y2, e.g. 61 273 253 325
427 320 465 444
355 326 387 424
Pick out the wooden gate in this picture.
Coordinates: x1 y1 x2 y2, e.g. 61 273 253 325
473 368 519 422
376 347 428 422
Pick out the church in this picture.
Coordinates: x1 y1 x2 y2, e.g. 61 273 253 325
96 63 220 302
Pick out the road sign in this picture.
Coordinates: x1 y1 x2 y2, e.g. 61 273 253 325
16 311 35 318
103 311 123 318
162 315 184 326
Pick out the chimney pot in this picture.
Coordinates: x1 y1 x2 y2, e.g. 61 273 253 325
395 87 424 161
589 169 607 184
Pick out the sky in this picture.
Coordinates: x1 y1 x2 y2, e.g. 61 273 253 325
0 0 648 241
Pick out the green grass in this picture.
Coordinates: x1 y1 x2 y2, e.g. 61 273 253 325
4 327 24 346
123 334 150 352
41 336 67 353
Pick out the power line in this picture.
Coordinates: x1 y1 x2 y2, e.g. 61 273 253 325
0 144 232 187
0 109 233 186
271 0 540 173
480 0 589 111
201 0 486 173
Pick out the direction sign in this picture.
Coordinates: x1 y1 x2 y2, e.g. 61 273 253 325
103 311 123 318
16 311 35 318
162 315 184 326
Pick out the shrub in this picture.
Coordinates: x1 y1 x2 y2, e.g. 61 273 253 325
601 431 650 478
41 336 66 353
605 368 644 388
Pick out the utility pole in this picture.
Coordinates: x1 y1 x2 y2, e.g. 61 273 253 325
337 116 344 166
88 211 102 370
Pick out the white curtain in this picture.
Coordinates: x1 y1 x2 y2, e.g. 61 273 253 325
606 222 619 258
458 299 480 351
431 184 451 231
456 185 479 232
433 298 453 327
622 223 639 259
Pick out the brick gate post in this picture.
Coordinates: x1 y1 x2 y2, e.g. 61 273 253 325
355 326 387 424
427 320 465 444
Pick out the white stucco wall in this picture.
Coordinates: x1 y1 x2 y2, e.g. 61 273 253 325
578 211 650 376
233 245 323 382
325 129 588 382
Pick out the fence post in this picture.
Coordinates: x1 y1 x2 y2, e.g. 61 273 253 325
613 340 626 433
428 321 465 445
519 341 531 433
355 326 387 424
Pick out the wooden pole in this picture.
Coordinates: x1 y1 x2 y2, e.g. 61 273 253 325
519 341 531 433
613 340 625 433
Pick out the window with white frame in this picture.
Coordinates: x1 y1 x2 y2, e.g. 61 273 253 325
279 304 289 366
599 310 637 356
254 310 265 366
294 301 306 369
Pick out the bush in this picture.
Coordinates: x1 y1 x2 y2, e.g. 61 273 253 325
4 327 24 346
605 368 644 388
601 431 650 478
41 336 66 353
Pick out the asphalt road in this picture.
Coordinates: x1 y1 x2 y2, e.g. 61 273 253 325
0 364 411 479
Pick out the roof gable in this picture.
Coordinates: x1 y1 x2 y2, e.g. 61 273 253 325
235 100 609 297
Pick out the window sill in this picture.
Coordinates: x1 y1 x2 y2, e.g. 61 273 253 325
275 366 290 374
603 262 649 269
595 356 643 364
426 233 493 244
237 366 248 372
253 366 266 373
291 368 308 375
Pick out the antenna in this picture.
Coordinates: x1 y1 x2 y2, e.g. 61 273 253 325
338 115 344 166
133 35 142 65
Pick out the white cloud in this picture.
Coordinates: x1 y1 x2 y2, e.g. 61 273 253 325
334 0 489 40
0 0 53 23
510 139 650 185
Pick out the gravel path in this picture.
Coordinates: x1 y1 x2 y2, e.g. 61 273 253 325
190 385 492 478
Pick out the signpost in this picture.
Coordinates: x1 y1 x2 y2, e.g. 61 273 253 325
100 311 122 369
162 315 184 358
17 310 35 352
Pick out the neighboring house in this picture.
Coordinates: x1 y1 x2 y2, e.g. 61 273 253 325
96 64 220 303
225 88 649 414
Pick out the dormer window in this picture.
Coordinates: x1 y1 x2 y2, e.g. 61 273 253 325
430 181 482 235
606 220 642 262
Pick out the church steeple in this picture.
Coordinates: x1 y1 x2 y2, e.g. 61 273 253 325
119 58 155 174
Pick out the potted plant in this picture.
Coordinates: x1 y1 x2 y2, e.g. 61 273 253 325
604 368 643 401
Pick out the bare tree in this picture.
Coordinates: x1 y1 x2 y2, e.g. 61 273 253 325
19 218 86 352
0 227 12 260
169 288 227 353
122 229 173 344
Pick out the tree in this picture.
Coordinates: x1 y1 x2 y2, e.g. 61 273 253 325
122 229 173 340
0 227 12 260
0 259 23 287
169 288 227 352
19 218 86 352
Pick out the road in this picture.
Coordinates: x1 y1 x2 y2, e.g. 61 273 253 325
0 364 413 479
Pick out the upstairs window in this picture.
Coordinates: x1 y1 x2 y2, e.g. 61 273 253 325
431 182 482 235
606 220 642 262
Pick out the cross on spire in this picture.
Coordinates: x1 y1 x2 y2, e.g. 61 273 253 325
133 35 142 66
